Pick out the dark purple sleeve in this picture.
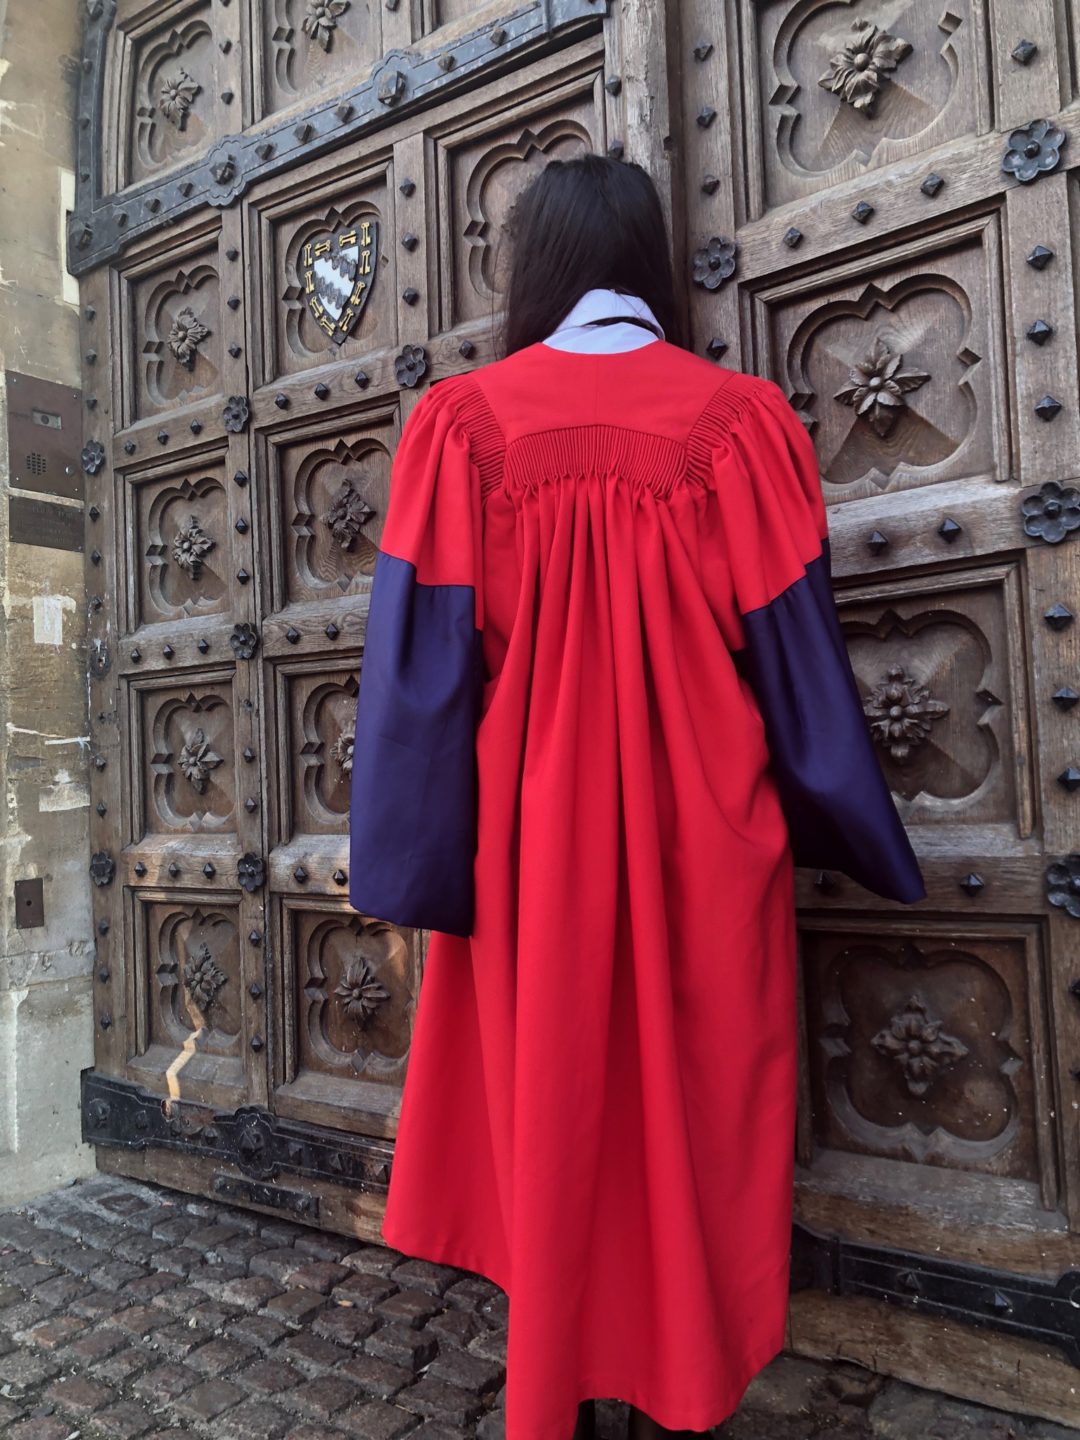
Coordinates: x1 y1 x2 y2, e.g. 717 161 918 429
734 540 927 904
348 549 483 936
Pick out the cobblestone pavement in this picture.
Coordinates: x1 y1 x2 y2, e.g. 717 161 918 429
1 1175 1076 1440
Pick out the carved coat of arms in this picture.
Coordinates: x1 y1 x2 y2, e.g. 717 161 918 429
301 219 378 344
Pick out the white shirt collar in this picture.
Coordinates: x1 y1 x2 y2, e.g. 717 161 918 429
541 287 664 353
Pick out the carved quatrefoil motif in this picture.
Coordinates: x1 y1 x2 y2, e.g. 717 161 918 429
303 0 350 50
172 515 214 578
159 69 200 129
819 18 913 115
177 728 222 793
871 994 969 1096
322 479 375 550
183 942 227 1012
863 664 949 761
334 956 390 1023
168 307 210 370
834 337 930 438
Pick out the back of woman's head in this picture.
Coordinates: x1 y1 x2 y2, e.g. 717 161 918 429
499 152 684 355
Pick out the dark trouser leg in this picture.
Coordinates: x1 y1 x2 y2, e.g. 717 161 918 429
572 1399 597 1440
626 1402 714 1440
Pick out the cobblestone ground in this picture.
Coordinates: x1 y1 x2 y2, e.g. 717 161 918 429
1 1175 1076 1440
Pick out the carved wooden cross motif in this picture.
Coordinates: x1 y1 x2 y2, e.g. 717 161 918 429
301 219 378 344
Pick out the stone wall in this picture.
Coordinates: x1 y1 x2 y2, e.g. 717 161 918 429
0 0 95 1203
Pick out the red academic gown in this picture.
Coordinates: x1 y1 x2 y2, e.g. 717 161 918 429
348 339 925 1440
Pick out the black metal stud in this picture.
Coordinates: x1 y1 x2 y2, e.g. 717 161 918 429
227 295 241 310
1012 38 1038 64
959 873 984 895
354 370 370 389
1026 319 1054 345
1035 394 1063 421
237 569 250 584
191 419 202 434
179 180 194 197
243 747 256 762
251 1035 264 1052
294 866 308 883
921 172 946 197
90 550 102 569
783 227 803 248
234 469 248 487
249 982 263 998
130 648 141 663
697 106 717 129
402 287 420 305
438 53 455 71
134 861 146 878
1058 767 1080 792
491 26 507 44
693 40 713 60
295 122 313 143
401 232 419 251
275 393 289 409
399 178 416 196
226 246 238 261
868 530 889 555
89 505 100 521
333 869 348 886
85 349 97 365
608 140 624 159
97 917 109 933
162 644 174 659
1052 687 1079 711
852 201 874 223
286 627 300 644
814 871 837 892
705 338 728 361
168 863 180 878
198 637 210 653
228 343 242 358
256 141 274 161
249 929 262 945
221 89 234 104
604 77 622 96
235 517 249 534
701 174 720 195
157 430 168 445
938 517 962 543
314 382 330 400
203 862 216 878
1045 602 1074 631
335 100 353 122
1027 244 1054 269
96 802 106 817
377 69 406 106
459 340 476 359
245 798 257 812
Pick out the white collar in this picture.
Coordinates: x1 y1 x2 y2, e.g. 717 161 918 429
541 287 664 353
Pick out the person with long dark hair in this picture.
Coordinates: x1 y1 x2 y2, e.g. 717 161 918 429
348 153 924 1440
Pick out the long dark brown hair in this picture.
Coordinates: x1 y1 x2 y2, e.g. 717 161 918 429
498 153 684 355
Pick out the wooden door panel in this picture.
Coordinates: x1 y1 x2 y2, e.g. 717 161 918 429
251 0 387 124
745 1 994 219
273 899 420 1132
756 212 1011 500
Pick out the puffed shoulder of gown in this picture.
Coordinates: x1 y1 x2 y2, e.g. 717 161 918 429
347 361 926 938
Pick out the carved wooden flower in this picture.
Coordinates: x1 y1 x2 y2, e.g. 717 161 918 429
322 480 375 550
178 728 222 793
159 68 200 129
302 0 350 50
331 725 355 774
863 664 949 762
1002 118 1068 184
834 337 929 438
223 395 251 433
89 850 115 887
818 18 912 115
871 994 968 1097
238 853 266 892
1020 480 1080 545
395 344 428 388
1046 854 1080 919
183 942 227 1011
168 307 210 369
173 515 214 578
334 957 390 1023
82 439 106 475
691 235 738 291
230 622 259 660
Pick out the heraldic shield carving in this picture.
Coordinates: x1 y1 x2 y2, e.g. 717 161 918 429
302 218 378 344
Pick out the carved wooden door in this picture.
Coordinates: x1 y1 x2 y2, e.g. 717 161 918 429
73 0 1080 1420
675 0 1080 1421
73 1 652 1237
